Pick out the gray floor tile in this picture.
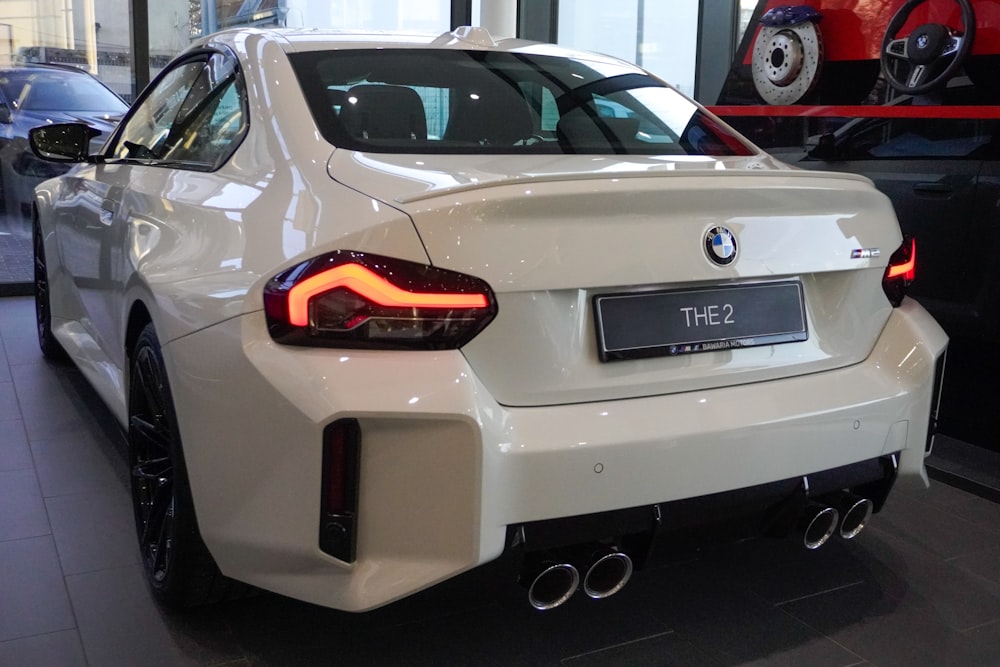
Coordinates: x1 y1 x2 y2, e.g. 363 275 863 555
0 630 86 667
0 297 33 338
898 476 982 509
47 490 140 575
943 496 1000 536
2 335 43 367
779 577 1000 667
11 363 88 440
677 611 863 667
0 536 76 642
0 419 31 471
0 470 50 541
857 527 1000 632
680 535 870 610
66 564 222 667
873 490 999 561
31 432 126 498
963 625 1000 667
965 618 1000 639
898 481 1000 535
561 631 725 667
627 551 864 667
952 548 1000 587
0 340 11 383
0 381 19 421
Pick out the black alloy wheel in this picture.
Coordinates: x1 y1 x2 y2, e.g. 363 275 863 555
128 323 233 607
33 217 66 360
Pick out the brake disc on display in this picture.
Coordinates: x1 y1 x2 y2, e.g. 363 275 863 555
752 6 824 105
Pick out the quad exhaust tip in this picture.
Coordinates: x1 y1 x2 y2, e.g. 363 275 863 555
797 495 874 549
837 494 874 540
526 562 579 611
523 546 635 610
800 504 840 550
582 549 633 599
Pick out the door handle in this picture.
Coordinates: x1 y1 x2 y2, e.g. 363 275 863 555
912 182 953 197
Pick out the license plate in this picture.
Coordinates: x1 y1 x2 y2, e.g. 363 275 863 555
594 281 807 362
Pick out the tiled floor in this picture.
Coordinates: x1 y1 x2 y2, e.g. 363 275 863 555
1 294 999 666
0 213 32 288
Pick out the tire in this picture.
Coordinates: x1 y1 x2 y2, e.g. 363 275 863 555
33 217 67 361
128 324 243 607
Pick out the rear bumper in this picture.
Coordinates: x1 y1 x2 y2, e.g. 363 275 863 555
164 298 947 611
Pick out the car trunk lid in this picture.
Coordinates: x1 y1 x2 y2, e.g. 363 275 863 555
329 152 900 407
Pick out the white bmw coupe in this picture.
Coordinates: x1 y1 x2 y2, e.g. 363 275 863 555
29 26 947 612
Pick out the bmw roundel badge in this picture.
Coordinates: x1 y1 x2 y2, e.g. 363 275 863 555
705 226 738 266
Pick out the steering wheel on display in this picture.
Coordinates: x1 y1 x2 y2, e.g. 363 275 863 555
880 0 976 95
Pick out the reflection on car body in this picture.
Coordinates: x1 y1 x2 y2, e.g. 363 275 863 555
30 27 947 612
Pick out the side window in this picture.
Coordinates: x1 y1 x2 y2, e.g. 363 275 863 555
111 61 204 161
162 76 244 166
110 52 246 169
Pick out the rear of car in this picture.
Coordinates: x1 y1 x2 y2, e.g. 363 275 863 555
163 32 946 611
32 28 948 613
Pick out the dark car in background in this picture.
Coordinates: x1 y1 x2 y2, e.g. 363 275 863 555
0 64 127 225
763 83 1000 451
768 85 1000 346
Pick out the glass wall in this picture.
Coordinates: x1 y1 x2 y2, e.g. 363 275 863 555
200 0 452 34
737 0 759 44
0 0 135 100
0 0 134 289
557 0 700 98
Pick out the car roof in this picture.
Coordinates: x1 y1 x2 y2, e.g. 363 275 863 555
197 26 636 70
0 62 97 76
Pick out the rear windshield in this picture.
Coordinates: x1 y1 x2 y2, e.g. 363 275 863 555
288 49 754 156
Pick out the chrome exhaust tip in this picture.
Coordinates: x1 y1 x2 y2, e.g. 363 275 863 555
837 495 874 540
582 549 633 600
526 562 579 610
799 504 839 550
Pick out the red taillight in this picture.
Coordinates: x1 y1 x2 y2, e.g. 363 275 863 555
882 236 916 307
264 251 497 349
287 263 490 326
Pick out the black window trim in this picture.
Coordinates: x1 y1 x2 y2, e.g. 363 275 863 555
102 46 248 172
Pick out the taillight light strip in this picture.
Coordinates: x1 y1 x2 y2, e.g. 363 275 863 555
885 237 916 280
287 263 490 326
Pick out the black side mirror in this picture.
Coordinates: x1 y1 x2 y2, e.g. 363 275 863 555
0 103 11 124
29 123 101 163
807 133 837 160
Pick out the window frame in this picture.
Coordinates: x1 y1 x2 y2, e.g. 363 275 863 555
103 47 248 172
